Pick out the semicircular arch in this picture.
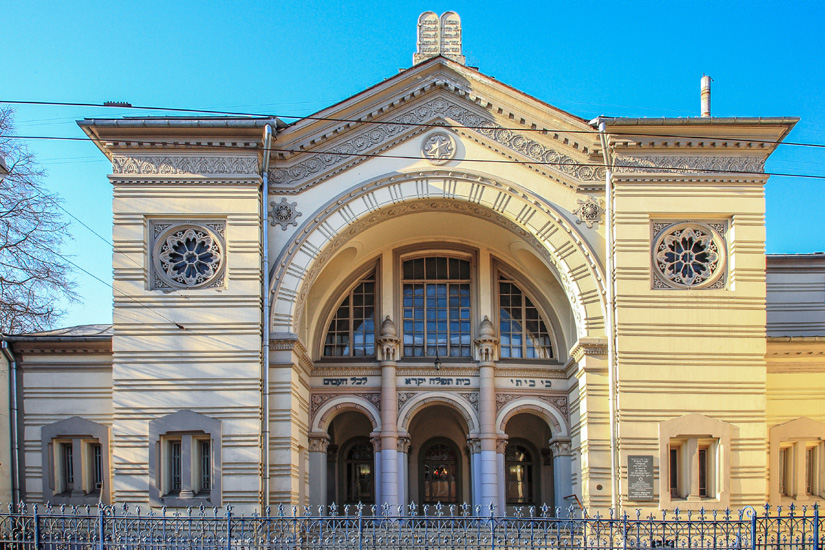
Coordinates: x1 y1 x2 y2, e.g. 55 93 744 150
269 169 606 342
397 391 479 435
311 396 381 433
496 398 568 438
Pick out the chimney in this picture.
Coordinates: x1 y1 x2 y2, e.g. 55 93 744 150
701 75 711 118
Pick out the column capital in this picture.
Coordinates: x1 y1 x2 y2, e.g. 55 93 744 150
397 436 411 453
467 438 481 454
549 437 573 457
370 432 382 452
495 436 508 454
308 433 330 453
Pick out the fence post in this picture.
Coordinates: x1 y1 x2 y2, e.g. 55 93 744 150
33 504 41 550
751 508 757 550
98 506 105 550
358 505 364 550
490 503 496 550
814 505 820 550
226 506 233 550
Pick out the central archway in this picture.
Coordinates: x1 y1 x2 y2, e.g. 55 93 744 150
269 169 606 341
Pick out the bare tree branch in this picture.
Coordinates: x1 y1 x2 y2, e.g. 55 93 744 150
0 106 77 333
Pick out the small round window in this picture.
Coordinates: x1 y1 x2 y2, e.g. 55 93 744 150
153 225 224 289
653 223 725 289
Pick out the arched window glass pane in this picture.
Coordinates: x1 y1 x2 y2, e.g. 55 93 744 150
499 276 553 359
505 443 534 505
345 442 374 504
422 442 458 504
403 257 471 357
324 272 376 357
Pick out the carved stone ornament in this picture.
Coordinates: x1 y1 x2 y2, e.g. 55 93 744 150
377 316 400 361
474 315 498 362
421 131 457 165
112 155 259 176
614 154 765 175
653 222 726 290
397 436 411 453
269 198 302 230
573 195 604 228
152 222 225 290
308 436 330 453
466 438 481 454
458 392 479 412
549 438 573 458
413 11 465 65
496 438 508 454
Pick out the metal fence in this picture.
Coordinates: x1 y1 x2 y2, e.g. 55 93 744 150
0 502 822 550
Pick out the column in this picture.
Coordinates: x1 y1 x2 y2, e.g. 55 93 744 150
475 315 500 514
496 437 507 514
397 436 411 509
550 437 573 512
377 316 401 509
308 433 329 508
468 438 481 507
179 434 194 498
70 437 84 497
371 434 383 503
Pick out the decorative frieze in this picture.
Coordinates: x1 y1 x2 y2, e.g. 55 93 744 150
269 97 603 190
112 155 258 175
614 154 765 175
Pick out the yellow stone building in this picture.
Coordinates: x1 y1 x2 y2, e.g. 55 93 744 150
1 12 822 514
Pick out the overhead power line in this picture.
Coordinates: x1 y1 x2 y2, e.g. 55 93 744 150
3 133 825 180
1 99 820 149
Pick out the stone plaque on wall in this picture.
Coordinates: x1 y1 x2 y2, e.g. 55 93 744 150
627 455 655 501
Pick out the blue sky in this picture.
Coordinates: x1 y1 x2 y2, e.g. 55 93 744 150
5 1 825 328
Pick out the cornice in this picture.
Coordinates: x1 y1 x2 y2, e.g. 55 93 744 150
269 90 602 194
13 340 113 356
569 337 608 363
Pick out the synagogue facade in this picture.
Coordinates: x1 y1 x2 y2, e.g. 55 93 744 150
2 12 823 514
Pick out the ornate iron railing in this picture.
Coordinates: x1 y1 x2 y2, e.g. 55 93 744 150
0 502 822 550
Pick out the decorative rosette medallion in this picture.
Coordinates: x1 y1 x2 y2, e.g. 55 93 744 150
421 131 457 165
652 222 726 289
153 223 225 290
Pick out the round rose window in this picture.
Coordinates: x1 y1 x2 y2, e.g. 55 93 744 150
154 225 224 289
653 223 725 289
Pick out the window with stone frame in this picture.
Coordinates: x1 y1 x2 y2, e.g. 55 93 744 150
770 417 825 503
41 417 111 505
658 413 730 510
149 410 222 506
323 271 377 357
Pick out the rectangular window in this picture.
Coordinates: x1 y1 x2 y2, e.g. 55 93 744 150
698 446 709 497
200 440 211 492
170 441 182 493
92 443 103 490
779 447 790 497
669 447 679 497
807 446 817 495
61 443 74 489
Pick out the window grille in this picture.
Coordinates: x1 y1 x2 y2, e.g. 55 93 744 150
170 441 182 493
62 443 74 487
92 443 102 490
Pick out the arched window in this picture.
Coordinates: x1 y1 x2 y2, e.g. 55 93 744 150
421 440 460 504
505 441 536 505
324 272 376 357
342 440 374 504
499 276 553 359
402 256 471 358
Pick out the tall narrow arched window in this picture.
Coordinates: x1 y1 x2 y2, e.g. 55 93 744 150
323 272 376 357
505 442 536 505
498 276 553 359
421 440 460 504
402 256 471 358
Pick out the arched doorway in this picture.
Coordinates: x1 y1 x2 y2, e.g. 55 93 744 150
503 413 554 511
325 410 376 505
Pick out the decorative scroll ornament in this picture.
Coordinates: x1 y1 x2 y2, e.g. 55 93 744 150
573 195 604 228
653 222 726 289
154 224 224 289
421 131 456 165
269 198 302 230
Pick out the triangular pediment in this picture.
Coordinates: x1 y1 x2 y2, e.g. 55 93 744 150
269 58 605 192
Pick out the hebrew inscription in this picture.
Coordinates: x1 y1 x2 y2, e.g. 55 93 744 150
413 11 465 64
